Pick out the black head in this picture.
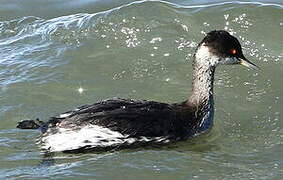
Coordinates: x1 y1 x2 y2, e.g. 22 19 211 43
201 30 243 58
198 30 258 69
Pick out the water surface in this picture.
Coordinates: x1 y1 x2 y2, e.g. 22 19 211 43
0 0 282 179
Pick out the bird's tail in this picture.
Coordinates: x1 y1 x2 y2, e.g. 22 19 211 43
17 118 43 129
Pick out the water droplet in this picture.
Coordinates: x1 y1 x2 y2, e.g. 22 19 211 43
150 37 162 44
203 22 210 26
181 24 189 31
224 14 230 20
78 87 84 94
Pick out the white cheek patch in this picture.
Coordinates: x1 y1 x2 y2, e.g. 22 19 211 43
195 44 220 67
219 56 239 65
196 44 239 66
195 44 210 60
41 125 169 152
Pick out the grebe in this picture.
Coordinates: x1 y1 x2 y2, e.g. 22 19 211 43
17 30 258 152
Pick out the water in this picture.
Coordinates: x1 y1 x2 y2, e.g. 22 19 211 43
0 0 282 179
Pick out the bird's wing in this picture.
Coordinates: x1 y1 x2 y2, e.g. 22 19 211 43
45 98 186 138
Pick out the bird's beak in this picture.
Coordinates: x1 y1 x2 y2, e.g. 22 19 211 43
238 56 259 70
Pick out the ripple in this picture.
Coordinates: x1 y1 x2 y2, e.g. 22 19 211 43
0 1 282 179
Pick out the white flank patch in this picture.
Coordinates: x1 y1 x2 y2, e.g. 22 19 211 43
58 113 72 118
41 125 168 152
42 125 125 152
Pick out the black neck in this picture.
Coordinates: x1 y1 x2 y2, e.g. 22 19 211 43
187 54 216 131
189 60 215 106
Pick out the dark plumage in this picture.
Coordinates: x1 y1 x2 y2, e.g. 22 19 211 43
46 99 197 138
17 30 258 152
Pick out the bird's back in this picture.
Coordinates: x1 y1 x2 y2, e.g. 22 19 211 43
41 98 197 152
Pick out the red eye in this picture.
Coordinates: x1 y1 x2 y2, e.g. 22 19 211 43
230 49 237 55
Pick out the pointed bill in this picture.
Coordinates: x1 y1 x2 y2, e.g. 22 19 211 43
239 57 260 70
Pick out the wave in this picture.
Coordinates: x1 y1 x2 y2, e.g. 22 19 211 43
0 0 281 86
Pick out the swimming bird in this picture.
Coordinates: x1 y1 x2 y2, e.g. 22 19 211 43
17 30 258 152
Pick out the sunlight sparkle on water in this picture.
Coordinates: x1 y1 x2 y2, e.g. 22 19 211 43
78 87 84 94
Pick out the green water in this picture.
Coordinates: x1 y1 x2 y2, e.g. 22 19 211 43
0 0 282 179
